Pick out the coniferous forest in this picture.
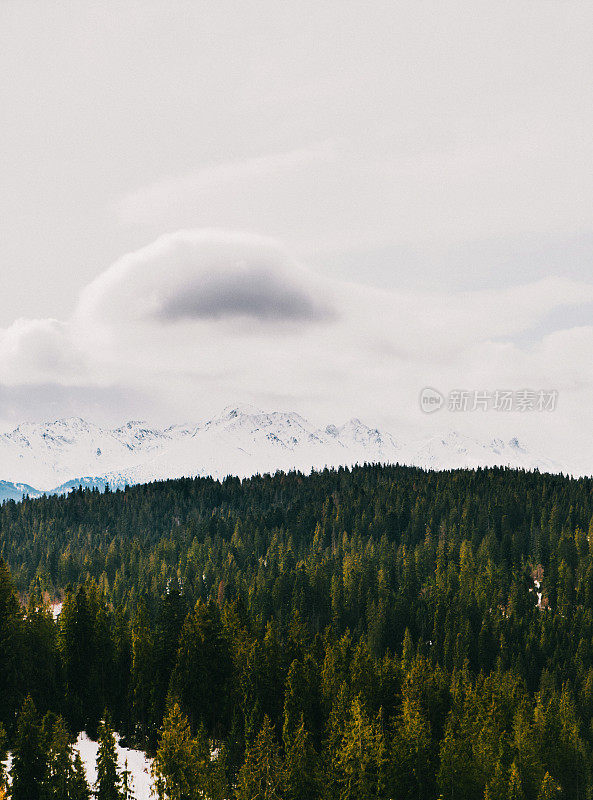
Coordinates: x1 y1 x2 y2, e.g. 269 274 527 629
2 464 593 798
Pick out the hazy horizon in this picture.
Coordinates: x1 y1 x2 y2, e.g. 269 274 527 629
1 2 592 472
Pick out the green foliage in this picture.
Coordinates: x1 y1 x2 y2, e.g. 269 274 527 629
95 714 123 800
330 696 387 800
283 713 320 800
235 715 283 800
168 599 231 737
3 465 593 797
71 750 91 800
10 695 47 800
152 703 224 800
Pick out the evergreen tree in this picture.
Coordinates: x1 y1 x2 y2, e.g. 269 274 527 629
507 761 526 800
391 695 433 800
332 696 387 800
46 714 75 800
71 750 91 800
95 714 123 800
10 695 47 800
169 600 231 738
283 713 319 800
121 759 136 800
0 557 21 729
151 703 202 800
235 715 283 800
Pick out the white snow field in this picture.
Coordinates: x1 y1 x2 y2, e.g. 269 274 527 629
76 732 153 800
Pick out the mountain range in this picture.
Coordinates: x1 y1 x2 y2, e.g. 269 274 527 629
0 404 563 501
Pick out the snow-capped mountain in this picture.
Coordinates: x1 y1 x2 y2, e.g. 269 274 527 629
0 404 562 500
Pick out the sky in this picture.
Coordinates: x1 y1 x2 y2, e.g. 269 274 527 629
0 1 592 471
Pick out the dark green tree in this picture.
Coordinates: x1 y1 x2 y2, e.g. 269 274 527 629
71 750 91 800
95 714 123 800
10 695 47 800
235 715 283 800
168 600 231 737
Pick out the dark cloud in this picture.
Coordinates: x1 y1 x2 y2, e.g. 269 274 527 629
157 268 334 323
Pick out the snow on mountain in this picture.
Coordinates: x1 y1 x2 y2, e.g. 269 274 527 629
404 431 561 473
0 406 563 500
0 480 43 502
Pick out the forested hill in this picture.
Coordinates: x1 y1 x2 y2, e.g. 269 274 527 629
2 464 593 799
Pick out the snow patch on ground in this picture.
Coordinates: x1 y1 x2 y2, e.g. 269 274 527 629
76 732 152 800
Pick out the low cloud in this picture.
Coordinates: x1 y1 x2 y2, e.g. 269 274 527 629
0 318 87 385
159 267 332 322
0 230 592 471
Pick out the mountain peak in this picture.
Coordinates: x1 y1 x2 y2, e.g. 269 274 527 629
0 405 563 499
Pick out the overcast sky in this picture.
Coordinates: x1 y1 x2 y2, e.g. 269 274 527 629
1 1 592 470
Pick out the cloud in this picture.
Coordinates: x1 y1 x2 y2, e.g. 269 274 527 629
0 318 87 385
158 268 331 322
0 229 592 471
77 229 335 326
116 143 337 230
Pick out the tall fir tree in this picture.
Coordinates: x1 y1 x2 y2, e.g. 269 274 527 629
46 714 75 800
332 696 388 800
95 714 123 800
151 703 203 800
235 715 283 800
283 713 319 800
10 695 47 800
168 600 231 738
71 750 91 800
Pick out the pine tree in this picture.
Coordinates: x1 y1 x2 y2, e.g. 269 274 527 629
60 586 98 733
507 761 526 800
121 759 136 800
46 714 75 800
151 703 202 800
391 695 432 800
10 695 48 800
130 601 154 743
95 714 123 800
236 715 283 800
283 714 319 800
71 750 91 800
333 696 387 800
0 557 21 729
168 600 231 737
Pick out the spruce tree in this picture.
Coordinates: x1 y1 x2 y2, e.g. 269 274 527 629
236 715 283 800
121 759 136 800
0 557 21 729
71 750 91 800
333 697 387 800
168 600 231 737
10 695 47 800
95 714 123 800
283 713 319 800
46 714 74 800
151 703 202 800
507 761 526 800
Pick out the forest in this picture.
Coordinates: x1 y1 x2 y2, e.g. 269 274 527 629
1 463 593 799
